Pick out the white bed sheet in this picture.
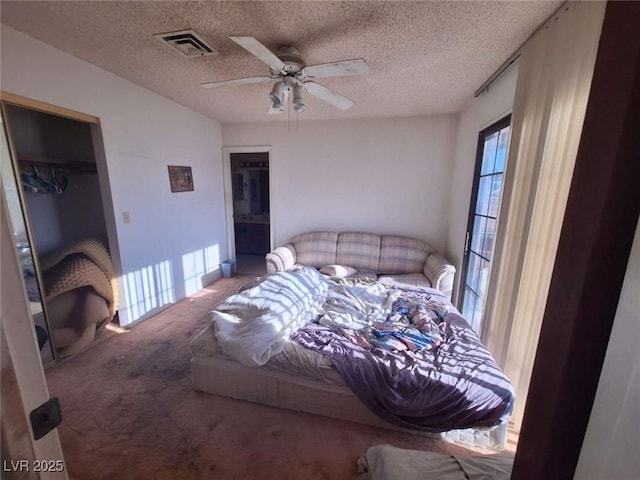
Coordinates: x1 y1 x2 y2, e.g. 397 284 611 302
357 444 514 480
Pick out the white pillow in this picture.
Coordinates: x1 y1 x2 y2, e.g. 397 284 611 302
319 264 357 278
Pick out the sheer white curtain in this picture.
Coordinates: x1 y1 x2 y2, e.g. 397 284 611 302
480 1 606 430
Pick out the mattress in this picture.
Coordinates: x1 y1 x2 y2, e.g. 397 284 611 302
191 345 396 430
191 324 344 385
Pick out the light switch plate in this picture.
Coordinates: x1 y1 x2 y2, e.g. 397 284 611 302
122 211 131 224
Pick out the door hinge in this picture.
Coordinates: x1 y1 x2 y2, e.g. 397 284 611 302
30 397 63 440
464 231 471 256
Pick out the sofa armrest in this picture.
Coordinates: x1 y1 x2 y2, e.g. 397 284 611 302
265 244 297 273
423 252 456 300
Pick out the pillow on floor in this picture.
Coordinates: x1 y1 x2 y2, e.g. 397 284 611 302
320 264 357 278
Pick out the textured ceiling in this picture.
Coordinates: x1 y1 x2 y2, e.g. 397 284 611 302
0 1 561 123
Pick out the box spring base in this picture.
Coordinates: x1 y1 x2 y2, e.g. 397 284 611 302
191 354 507 451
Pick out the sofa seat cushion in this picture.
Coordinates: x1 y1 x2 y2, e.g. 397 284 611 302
378 273 432 288
290 231 338 268
379 235 435 274
336 232 381 272
347 271 379 281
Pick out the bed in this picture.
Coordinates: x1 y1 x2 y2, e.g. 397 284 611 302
191 267 514 449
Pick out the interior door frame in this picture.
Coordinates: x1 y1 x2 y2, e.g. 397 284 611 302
221 146 273 261
458 114 511 321
0 91 123 356
0 92 103 365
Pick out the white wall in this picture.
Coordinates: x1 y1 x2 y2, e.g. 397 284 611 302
1 25 226 326
445 64 519 305
222 115 458 252
574 219 640 480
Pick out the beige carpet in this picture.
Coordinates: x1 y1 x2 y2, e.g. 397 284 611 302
46 275 477 480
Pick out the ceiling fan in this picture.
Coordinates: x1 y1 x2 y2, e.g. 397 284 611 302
201 36 370 114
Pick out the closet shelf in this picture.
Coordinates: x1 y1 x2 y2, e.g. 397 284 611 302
18 155 98 174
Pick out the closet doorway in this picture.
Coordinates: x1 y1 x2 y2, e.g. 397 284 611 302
0 93 118 367
222 147 272 276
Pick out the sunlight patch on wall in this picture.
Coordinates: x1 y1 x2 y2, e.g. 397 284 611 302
204 245 220 271
182 244 221 296
121 260 174 325
155 260 175 305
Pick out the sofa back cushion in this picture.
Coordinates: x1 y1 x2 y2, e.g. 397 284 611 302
378 235 435 274
290 231 338 267
336 232 381 272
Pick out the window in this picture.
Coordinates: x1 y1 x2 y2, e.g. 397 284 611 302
460 115 511 332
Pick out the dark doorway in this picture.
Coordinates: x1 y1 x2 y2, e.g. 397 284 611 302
230 152 270 275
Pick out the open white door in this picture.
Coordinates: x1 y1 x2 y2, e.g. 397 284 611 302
1 121 68 479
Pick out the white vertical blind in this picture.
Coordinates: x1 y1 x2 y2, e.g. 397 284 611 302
480 1 606 430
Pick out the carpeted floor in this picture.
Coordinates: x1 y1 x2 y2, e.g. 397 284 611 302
46 275 478 480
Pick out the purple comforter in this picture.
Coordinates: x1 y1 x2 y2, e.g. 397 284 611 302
292 286 514 432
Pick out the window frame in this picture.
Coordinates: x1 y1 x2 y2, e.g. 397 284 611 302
459 114 511 325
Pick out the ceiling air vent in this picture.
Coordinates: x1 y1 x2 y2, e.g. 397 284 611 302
155 29 217 58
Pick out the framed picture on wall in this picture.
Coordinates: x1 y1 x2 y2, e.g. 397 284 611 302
168 165 194 192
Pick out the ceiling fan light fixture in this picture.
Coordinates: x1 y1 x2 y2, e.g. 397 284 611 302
293 85 305 112
269 102 285 114
202 37 367 115
269 82 285 106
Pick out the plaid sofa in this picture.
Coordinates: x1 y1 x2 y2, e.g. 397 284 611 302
266 231 455 300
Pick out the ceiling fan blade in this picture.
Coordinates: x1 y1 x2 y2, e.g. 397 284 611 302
303 82 355 111
302 59 370 79
229 36 286 72
200 76 275 89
